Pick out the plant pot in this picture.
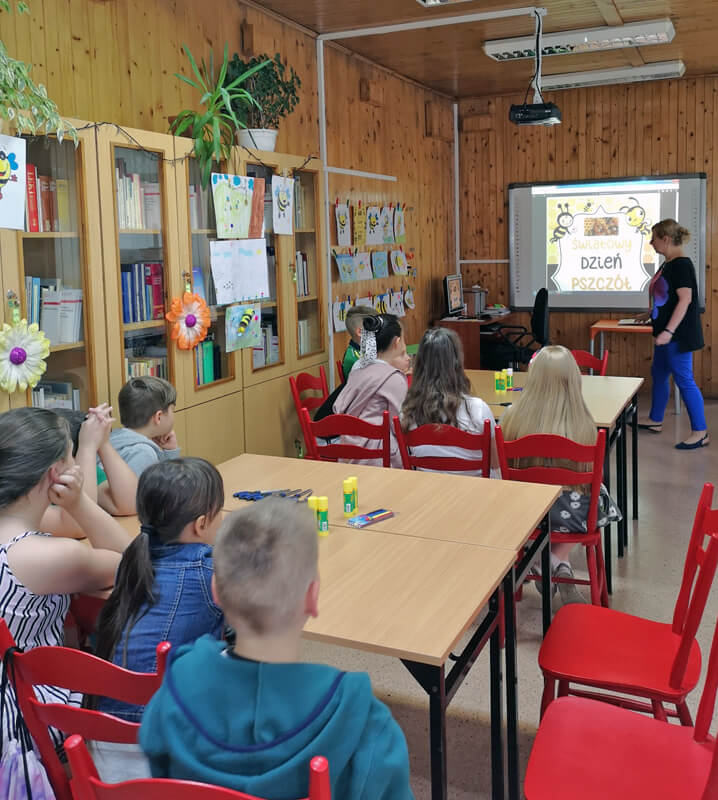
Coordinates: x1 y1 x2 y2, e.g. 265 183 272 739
238 128 278 152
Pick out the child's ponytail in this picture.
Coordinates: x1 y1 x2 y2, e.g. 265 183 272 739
95 457 224 665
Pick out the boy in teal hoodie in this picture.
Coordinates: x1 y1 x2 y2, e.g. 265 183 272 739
139 498 414 800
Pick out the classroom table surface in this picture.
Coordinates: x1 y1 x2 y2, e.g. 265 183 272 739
465 369 644 429
219 453 560 553
589 319 653 337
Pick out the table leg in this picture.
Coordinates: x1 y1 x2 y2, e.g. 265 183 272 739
618 410 628 552
600 331 605 357
503 573 517 800
590 333 595 356
603 428 613 594
632 395 639 520
490 592 506 800
539 517 552 636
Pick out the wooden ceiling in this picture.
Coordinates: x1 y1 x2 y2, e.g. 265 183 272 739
249 0 718 97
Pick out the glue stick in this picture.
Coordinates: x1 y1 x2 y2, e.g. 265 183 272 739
317 497 329 536
506 367 514 390
307 496 319 531
343 479 355 516
348 476 358 509
501 369 508 393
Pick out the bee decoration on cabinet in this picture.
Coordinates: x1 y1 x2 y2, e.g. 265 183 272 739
0 150 19 199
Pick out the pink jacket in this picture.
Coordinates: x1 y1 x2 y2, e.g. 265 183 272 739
333 360 408 467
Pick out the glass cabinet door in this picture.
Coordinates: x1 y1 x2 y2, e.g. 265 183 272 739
293 169 323 359
0 122 106 411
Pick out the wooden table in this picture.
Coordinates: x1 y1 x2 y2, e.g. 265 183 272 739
589 318 680 414
220 453 559 800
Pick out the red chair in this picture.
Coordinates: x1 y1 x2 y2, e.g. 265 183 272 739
0 620 170 800
393 416 492 477
571 349 608 376
525 607 718 800
301 408 391 467
495 427 609 606
538 483 718 724
65 734 332 800
336 360 345 384
290 367 329 455
65 593 107 650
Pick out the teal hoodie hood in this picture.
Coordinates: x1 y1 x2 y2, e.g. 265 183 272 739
139 635 414 800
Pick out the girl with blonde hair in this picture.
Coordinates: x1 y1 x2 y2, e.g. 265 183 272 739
501 345 621 603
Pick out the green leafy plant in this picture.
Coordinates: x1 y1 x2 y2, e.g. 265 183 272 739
225 52 301 130
170 43 269 188
0 2 76 142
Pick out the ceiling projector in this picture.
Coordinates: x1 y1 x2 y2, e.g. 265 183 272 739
509 102 562 126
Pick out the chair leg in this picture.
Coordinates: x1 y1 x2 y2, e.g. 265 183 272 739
557 679 570 698
595 541 610 607
651 699 668 722
540 677 556 719
676 700 694 726
585 545 601 606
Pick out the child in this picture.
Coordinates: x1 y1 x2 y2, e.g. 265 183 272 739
342 304 378 378
333 314 411 467
500 345 621 604
54 405 138 517
95 457 225 721
110 376 180 477
401 326 498 476
139 499 414 800
0 407 131 769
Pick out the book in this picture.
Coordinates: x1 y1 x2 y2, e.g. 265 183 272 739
25 164 39 232
121 269 132 323
201 340 215 384
58 288 82 344
192 267 207 302
38 175 53 232
147 263 164 319
55 179 70 231
39 288 61 345
49 178 59 231
143 182 161 230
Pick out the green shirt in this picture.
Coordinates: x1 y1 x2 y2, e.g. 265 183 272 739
341 341 361 379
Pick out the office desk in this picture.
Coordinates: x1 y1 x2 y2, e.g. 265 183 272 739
467 370 644 589
437 314 520 369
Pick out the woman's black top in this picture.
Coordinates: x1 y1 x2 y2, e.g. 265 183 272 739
651 256 704 352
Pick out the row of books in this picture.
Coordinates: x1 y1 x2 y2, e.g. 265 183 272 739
115 159 161 230
24 278 83 346
195 336 223 386
252 325 280 369
124 354 168 379
31 381 81 410
25 165 71 232
295 251 311 297
297 319 313 356
294 179 311 230
121 263 165 324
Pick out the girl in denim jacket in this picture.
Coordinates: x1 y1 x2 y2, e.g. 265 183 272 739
95 457 224 721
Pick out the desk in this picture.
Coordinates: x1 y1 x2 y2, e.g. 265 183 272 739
220 453 559 800
466 370 644 590
437 314 519 369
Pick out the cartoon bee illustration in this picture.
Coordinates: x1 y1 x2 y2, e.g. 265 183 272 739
620 197 651 236
367 209 380 235
550 203 574 243
584 200 593 212
275 185 291 218
338 210 348 232
0 150 20 199
237 307 255 336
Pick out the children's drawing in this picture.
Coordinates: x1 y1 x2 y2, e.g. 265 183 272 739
226 304 262 352
209 239 270 305
371 251 389 278
390 249 408 275
333 299 348 332
380 207 394 244
365 206 382 245
352 204 367 248
393 205 406 243
272 175 295 235
354 252 373 280
356 296 371 308
404 287 416 309
211 173 263 239
388 290 405 318
0 134 25 230
335 203 352 247
373 294 387 314
334 252 356 283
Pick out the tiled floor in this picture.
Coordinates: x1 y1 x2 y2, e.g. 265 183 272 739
300 396 718 799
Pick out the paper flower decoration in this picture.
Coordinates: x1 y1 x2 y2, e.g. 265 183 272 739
165 292 211 350
0 320 50 393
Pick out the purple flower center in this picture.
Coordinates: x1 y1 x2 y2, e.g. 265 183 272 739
9 347 27 365
185 313 197 328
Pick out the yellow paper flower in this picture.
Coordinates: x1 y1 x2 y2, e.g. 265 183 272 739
165 292 211 350
0 320 50 393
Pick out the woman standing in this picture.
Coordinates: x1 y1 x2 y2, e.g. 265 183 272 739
637 219 708 449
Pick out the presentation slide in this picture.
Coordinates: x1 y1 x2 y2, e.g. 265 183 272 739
509 175 706 312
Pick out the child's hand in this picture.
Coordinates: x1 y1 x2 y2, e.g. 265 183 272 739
88 403 116 449
49 465 85 510
153 431 178 450
79 409 114 451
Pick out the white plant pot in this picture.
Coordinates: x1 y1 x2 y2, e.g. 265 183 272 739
238 128 278 152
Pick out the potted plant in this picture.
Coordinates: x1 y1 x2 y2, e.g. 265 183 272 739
224 52 301 152
170 44 269 188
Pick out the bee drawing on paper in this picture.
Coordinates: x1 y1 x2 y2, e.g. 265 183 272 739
237 307 255 336
550 203 574 243
620 197 651 237
275 185 291 219
367 209 380 236
338 209 348 233
0 150 20 199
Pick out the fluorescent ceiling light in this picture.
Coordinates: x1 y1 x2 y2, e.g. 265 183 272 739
416 0 475 6
541 60 685 91
484 19 675 61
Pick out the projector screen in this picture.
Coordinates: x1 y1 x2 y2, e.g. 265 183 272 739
508 174 706 311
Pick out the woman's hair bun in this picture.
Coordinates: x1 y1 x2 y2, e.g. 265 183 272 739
363 315 383 333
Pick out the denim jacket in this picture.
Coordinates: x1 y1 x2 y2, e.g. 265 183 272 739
98 541 224 721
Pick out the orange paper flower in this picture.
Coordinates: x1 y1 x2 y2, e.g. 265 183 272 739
165 292 211 350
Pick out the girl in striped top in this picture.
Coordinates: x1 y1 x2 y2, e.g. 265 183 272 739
0 408 132 768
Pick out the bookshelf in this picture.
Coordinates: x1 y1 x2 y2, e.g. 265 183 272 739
0 119 107 412
293 169 323 360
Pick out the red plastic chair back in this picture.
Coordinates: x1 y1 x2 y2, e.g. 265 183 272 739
393 416 492 476
65 734 332 800
289 367 329 414
0 620 170 800
495 427 606 534
65 593 107 650
336 360 346 384
571 349 609 376
301 408 391 467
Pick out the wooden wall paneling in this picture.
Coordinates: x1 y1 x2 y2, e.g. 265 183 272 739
182 391 246 464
